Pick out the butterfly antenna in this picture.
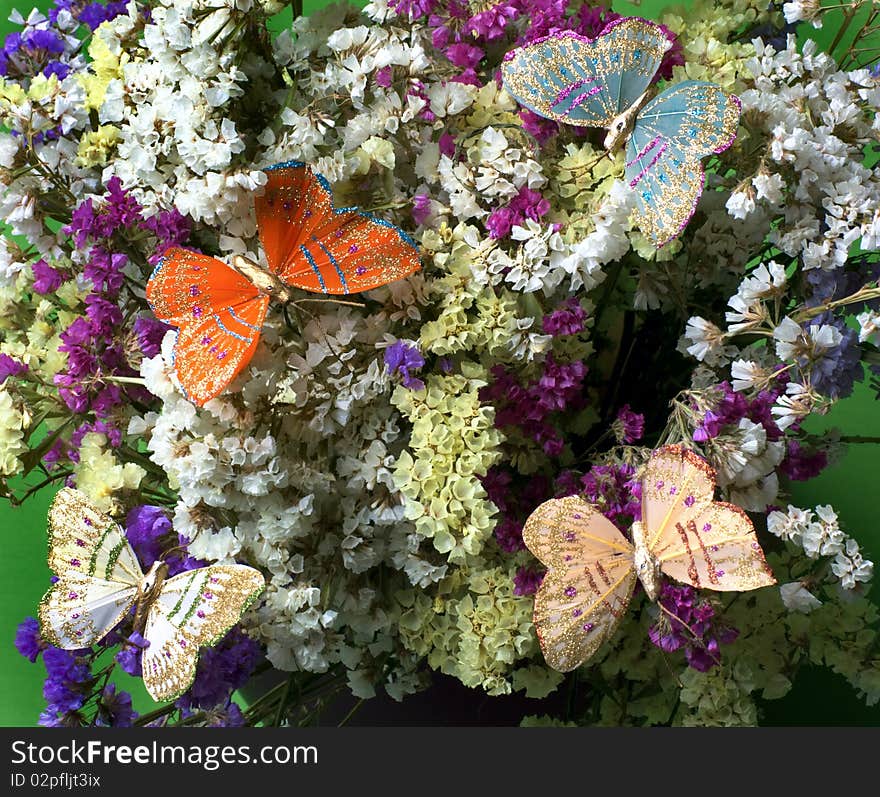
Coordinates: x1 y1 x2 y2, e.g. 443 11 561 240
292 297 367 311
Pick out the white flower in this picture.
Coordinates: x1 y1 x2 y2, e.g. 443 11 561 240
831 539 874 589
767 505 815 543
752 171 785 204
779 582 823 613
857 310 880 346
771 381 814 430
730 359 770 392
684 317 729 365
782 0 822 27
773 316 804 360
738 261 787 303
801 504 845 558
725 186 756 219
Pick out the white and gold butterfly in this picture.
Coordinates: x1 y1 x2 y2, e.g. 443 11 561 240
38 488 265 702
523 445 776 672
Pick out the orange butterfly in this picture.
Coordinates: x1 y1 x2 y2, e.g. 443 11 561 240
522 445 776 672
146 161 422 406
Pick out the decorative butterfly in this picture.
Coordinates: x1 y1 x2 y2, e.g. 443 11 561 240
146 161 422 406
501 17 741 247
522 445 775 672
38 488 265 702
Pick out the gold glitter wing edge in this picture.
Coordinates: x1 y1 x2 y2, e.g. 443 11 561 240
141 564 265 702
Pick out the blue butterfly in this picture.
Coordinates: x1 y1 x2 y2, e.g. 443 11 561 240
501 17 740 247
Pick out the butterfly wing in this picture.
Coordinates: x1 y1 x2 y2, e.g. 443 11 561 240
625 81 740 246
501 18 671 126
642 446 775 591
39 488 141 648
523 496 637 672
254 161 421 295
140 564 264 702
147 247 270 406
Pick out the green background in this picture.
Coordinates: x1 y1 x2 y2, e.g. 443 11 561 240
1 0 878 726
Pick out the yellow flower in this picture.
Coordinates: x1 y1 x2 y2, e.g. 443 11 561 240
76 125 122 167
73 432 145 512
0 388 27 476
79 23 129 112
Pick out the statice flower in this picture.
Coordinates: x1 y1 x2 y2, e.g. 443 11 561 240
780 439 827 481
384 340 426 390
115 632 149 676
15 617 44 662
580 463 641 527
177 629 262 711
0 354 28 384
648 584 738 672
542 298 586 337
40 647 93 723
513 565 544 597
31 260 64 294
96 683 137 727
612 404 644 444
486 186 550 240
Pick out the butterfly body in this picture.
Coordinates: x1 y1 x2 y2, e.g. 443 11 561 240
501 17 740 246
39 488 266 701
603 89 649 152
630 520 661 600
230 254 291 303
131 560 169 636
522 446 775 672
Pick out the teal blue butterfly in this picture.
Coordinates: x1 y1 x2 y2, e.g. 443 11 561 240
501 17 740 247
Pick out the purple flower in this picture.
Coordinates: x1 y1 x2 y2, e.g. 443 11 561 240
96 683 137 727
485 185 551 240
446 42 484 70
83 247 127 295
495 516 525 553
542 298 586 337
466 3 518 40
140 207 191 251
15 617 44 663
780 439 828 481
176 628 262 711
66 198 97 248
486 206 517 240
43 60 70 80
374 66 393 88
133 316 171 358
0 354 28 384
647 583 738 671
42 647 92 713
412 193 431 225
23 28 65 55
438 133 456 158
519 109 559 147
613 404 645 444
580 463 641 527
115 632 149 676
809 313 862 399
32 259 64 293
479 467 512 514
384 340 426 390
513 566 544 596
389 0 437 18
126 505 172 569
